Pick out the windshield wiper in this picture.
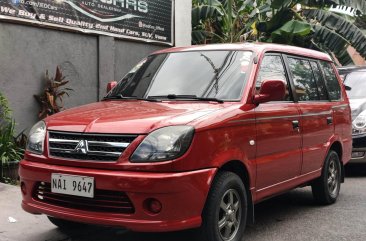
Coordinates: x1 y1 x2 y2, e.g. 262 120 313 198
148 94 224 103
103 94 160 102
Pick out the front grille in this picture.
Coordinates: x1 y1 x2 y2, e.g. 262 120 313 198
353 136 366 148
48 131 137 162
33 182 135 214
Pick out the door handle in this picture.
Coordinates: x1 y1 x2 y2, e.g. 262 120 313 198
327 116 333 125
292 120 300 130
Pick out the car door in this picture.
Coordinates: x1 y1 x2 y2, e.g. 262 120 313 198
319 61 352 139
255 54 302 192
284 56 334 174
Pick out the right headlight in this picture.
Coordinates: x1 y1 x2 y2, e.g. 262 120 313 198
130 126 194 162
26 121 46 155
353 110 366 134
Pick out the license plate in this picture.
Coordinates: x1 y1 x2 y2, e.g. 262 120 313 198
51 173 94 198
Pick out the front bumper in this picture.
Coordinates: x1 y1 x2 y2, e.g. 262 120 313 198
19 160 216 232
350 147 366 163
350 136 366 163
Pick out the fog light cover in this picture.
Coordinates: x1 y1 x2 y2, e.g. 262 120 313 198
352 152 365 158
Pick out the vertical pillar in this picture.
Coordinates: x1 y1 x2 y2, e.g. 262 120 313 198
174 0 192 47
98 36 115 100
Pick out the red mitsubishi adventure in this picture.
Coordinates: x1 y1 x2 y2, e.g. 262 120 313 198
20 43 352 241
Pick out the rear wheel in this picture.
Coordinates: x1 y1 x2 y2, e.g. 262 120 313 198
47 216 86 230
199 171 247 241
312 150 341 205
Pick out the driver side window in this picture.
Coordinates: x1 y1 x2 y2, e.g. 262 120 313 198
256 55 292 101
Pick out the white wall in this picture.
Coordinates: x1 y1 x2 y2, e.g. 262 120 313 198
175 0 192 46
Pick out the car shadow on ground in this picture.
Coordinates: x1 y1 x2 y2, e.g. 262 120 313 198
50 188 321 241
345 163 366 177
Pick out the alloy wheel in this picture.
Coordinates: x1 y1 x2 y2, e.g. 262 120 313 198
217 189 241 241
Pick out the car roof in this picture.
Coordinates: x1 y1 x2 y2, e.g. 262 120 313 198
153 42 333 62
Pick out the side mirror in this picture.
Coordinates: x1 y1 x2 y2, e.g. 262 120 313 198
344 84 351 91
107 81 117 93
254 80 286 104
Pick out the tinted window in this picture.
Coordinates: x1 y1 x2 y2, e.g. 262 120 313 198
344 71 366 99
319 61 341 101
310 61 328 100
256 55 292 101
288 58 319 101
108 51 253 101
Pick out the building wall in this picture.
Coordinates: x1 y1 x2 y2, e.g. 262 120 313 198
0 0 191 133
0 22 99 132
175 0 192 47
347 46 366 66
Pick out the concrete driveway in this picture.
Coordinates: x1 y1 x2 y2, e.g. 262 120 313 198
1 164 366 241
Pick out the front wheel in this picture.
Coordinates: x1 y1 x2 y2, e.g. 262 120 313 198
312 150 342 205
198 171 247 241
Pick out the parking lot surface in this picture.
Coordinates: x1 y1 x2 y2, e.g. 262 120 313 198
1 164 366 241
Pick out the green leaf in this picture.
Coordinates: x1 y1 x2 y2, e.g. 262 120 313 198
271 0 293 10
271 20 312 44
304 9 366 59
299 0 365 15
194 0 222 7
310 24 353 65
328 0 366 15
256 8 294 32
192 5 223 27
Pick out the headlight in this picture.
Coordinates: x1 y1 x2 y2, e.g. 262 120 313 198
353 110 366 136
26 121 46 154
354 110 366 129
130 126 194 162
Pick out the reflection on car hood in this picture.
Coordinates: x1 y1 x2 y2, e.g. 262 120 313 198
45 101 224 134
349 98 366 120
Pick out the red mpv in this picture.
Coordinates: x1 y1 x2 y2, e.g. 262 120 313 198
20 43 352 241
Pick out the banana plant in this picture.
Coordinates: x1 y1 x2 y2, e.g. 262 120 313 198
303 8 366 64
192 0 366 65
192 0 259 44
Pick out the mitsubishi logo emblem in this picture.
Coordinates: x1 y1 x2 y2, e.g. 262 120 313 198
73 140 88 154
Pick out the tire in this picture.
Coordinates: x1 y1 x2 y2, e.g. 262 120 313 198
47 216 86 230
312 150 342 205
198 171 247 241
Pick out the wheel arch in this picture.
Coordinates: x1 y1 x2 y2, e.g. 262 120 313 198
219 160 255 224
329 141 345 183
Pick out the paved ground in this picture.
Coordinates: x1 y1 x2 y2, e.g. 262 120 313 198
1 164 366 241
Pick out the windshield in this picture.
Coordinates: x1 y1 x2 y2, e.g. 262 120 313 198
344 71 366 99
107 51 253 101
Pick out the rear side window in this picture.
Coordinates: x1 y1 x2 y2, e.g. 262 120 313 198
310 61 328 100
287 57 319 101
319 61 342 101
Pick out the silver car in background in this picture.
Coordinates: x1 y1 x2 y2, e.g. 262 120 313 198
339 66 366 163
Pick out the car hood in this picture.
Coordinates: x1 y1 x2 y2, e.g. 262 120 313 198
349 98 366 120
46 100 224 134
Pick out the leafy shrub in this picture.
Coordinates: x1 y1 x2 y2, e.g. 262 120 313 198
0 120 23 164
34 66 73 119
0 92 11 129
0 93 23 182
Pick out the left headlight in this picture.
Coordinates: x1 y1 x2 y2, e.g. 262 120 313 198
353 110 366 129
130 126 195 162
26 121 46 155
352 110 366 136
